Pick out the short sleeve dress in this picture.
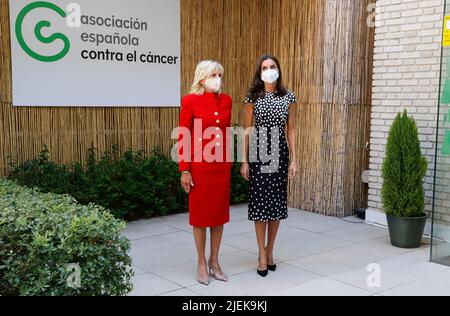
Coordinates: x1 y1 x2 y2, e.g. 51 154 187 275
245 90 297 222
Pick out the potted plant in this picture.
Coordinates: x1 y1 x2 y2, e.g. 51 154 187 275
381 110 428 249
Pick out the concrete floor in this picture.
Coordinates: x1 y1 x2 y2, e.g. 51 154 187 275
122 205 450 296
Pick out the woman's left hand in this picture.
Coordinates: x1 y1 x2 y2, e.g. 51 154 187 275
289 161 298 180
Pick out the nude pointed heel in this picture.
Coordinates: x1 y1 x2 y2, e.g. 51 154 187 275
209 266 228 282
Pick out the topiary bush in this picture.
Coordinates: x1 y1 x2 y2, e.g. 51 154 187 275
0 178 133 296
381 110 428 218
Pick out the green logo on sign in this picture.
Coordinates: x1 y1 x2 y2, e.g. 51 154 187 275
15 1 70 62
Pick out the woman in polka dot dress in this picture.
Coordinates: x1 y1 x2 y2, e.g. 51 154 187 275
241 54 299 277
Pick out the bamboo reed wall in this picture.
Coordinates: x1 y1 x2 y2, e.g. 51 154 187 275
0 0 375 217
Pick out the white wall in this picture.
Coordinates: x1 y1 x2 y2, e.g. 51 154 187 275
368 0 445 227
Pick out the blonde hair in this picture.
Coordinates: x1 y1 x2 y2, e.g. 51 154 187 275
190 60 224 95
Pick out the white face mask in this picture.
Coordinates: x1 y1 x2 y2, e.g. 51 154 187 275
203 77 222 92
261 69 279 84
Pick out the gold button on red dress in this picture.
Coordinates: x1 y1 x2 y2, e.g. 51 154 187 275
178 92 233 227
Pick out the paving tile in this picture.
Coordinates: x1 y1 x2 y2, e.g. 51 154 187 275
272 277 373 296
324 224 389 243
188 264 321 296
129 273 181 296
286 243 398 277
122 220 178 241
379 269 450 296
330 254 448 293
247 233 352 262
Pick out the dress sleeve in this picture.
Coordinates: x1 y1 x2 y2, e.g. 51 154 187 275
287 91 297 108
178 95 193 172
245 95 254 104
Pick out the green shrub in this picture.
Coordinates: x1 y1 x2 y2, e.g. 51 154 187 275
230 162 249 205
7 145 73 196
8 145 248 220
381 110 428 217
8 145 188 220
0 178 133 296
76 146 187 220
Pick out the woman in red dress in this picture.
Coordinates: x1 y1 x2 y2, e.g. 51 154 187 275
178 60 233 286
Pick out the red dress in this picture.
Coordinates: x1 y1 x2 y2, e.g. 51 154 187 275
178 92 233 227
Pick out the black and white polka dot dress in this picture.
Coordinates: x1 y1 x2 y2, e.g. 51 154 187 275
245 91 297 222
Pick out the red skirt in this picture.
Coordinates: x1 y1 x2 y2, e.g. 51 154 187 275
189 163 231 228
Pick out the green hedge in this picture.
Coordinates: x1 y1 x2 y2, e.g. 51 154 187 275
8 145 249 220
0 178 133 296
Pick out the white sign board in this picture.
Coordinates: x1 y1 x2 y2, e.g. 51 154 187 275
9 0 180 107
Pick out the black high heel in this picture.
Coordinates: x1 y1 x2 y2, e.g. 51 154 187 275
257 257 268 277
257 269 268 277
265 247 276 272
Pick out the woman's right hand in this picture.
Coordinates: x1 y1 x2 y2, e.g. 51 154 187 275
181 172 194 193
240 163 250 181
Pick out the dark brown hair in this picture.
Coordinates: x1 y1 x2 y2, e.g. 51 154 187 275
246 54 288 103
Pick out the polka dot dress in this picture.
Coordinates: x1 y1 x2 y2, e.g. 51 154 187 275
245 90 297 222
